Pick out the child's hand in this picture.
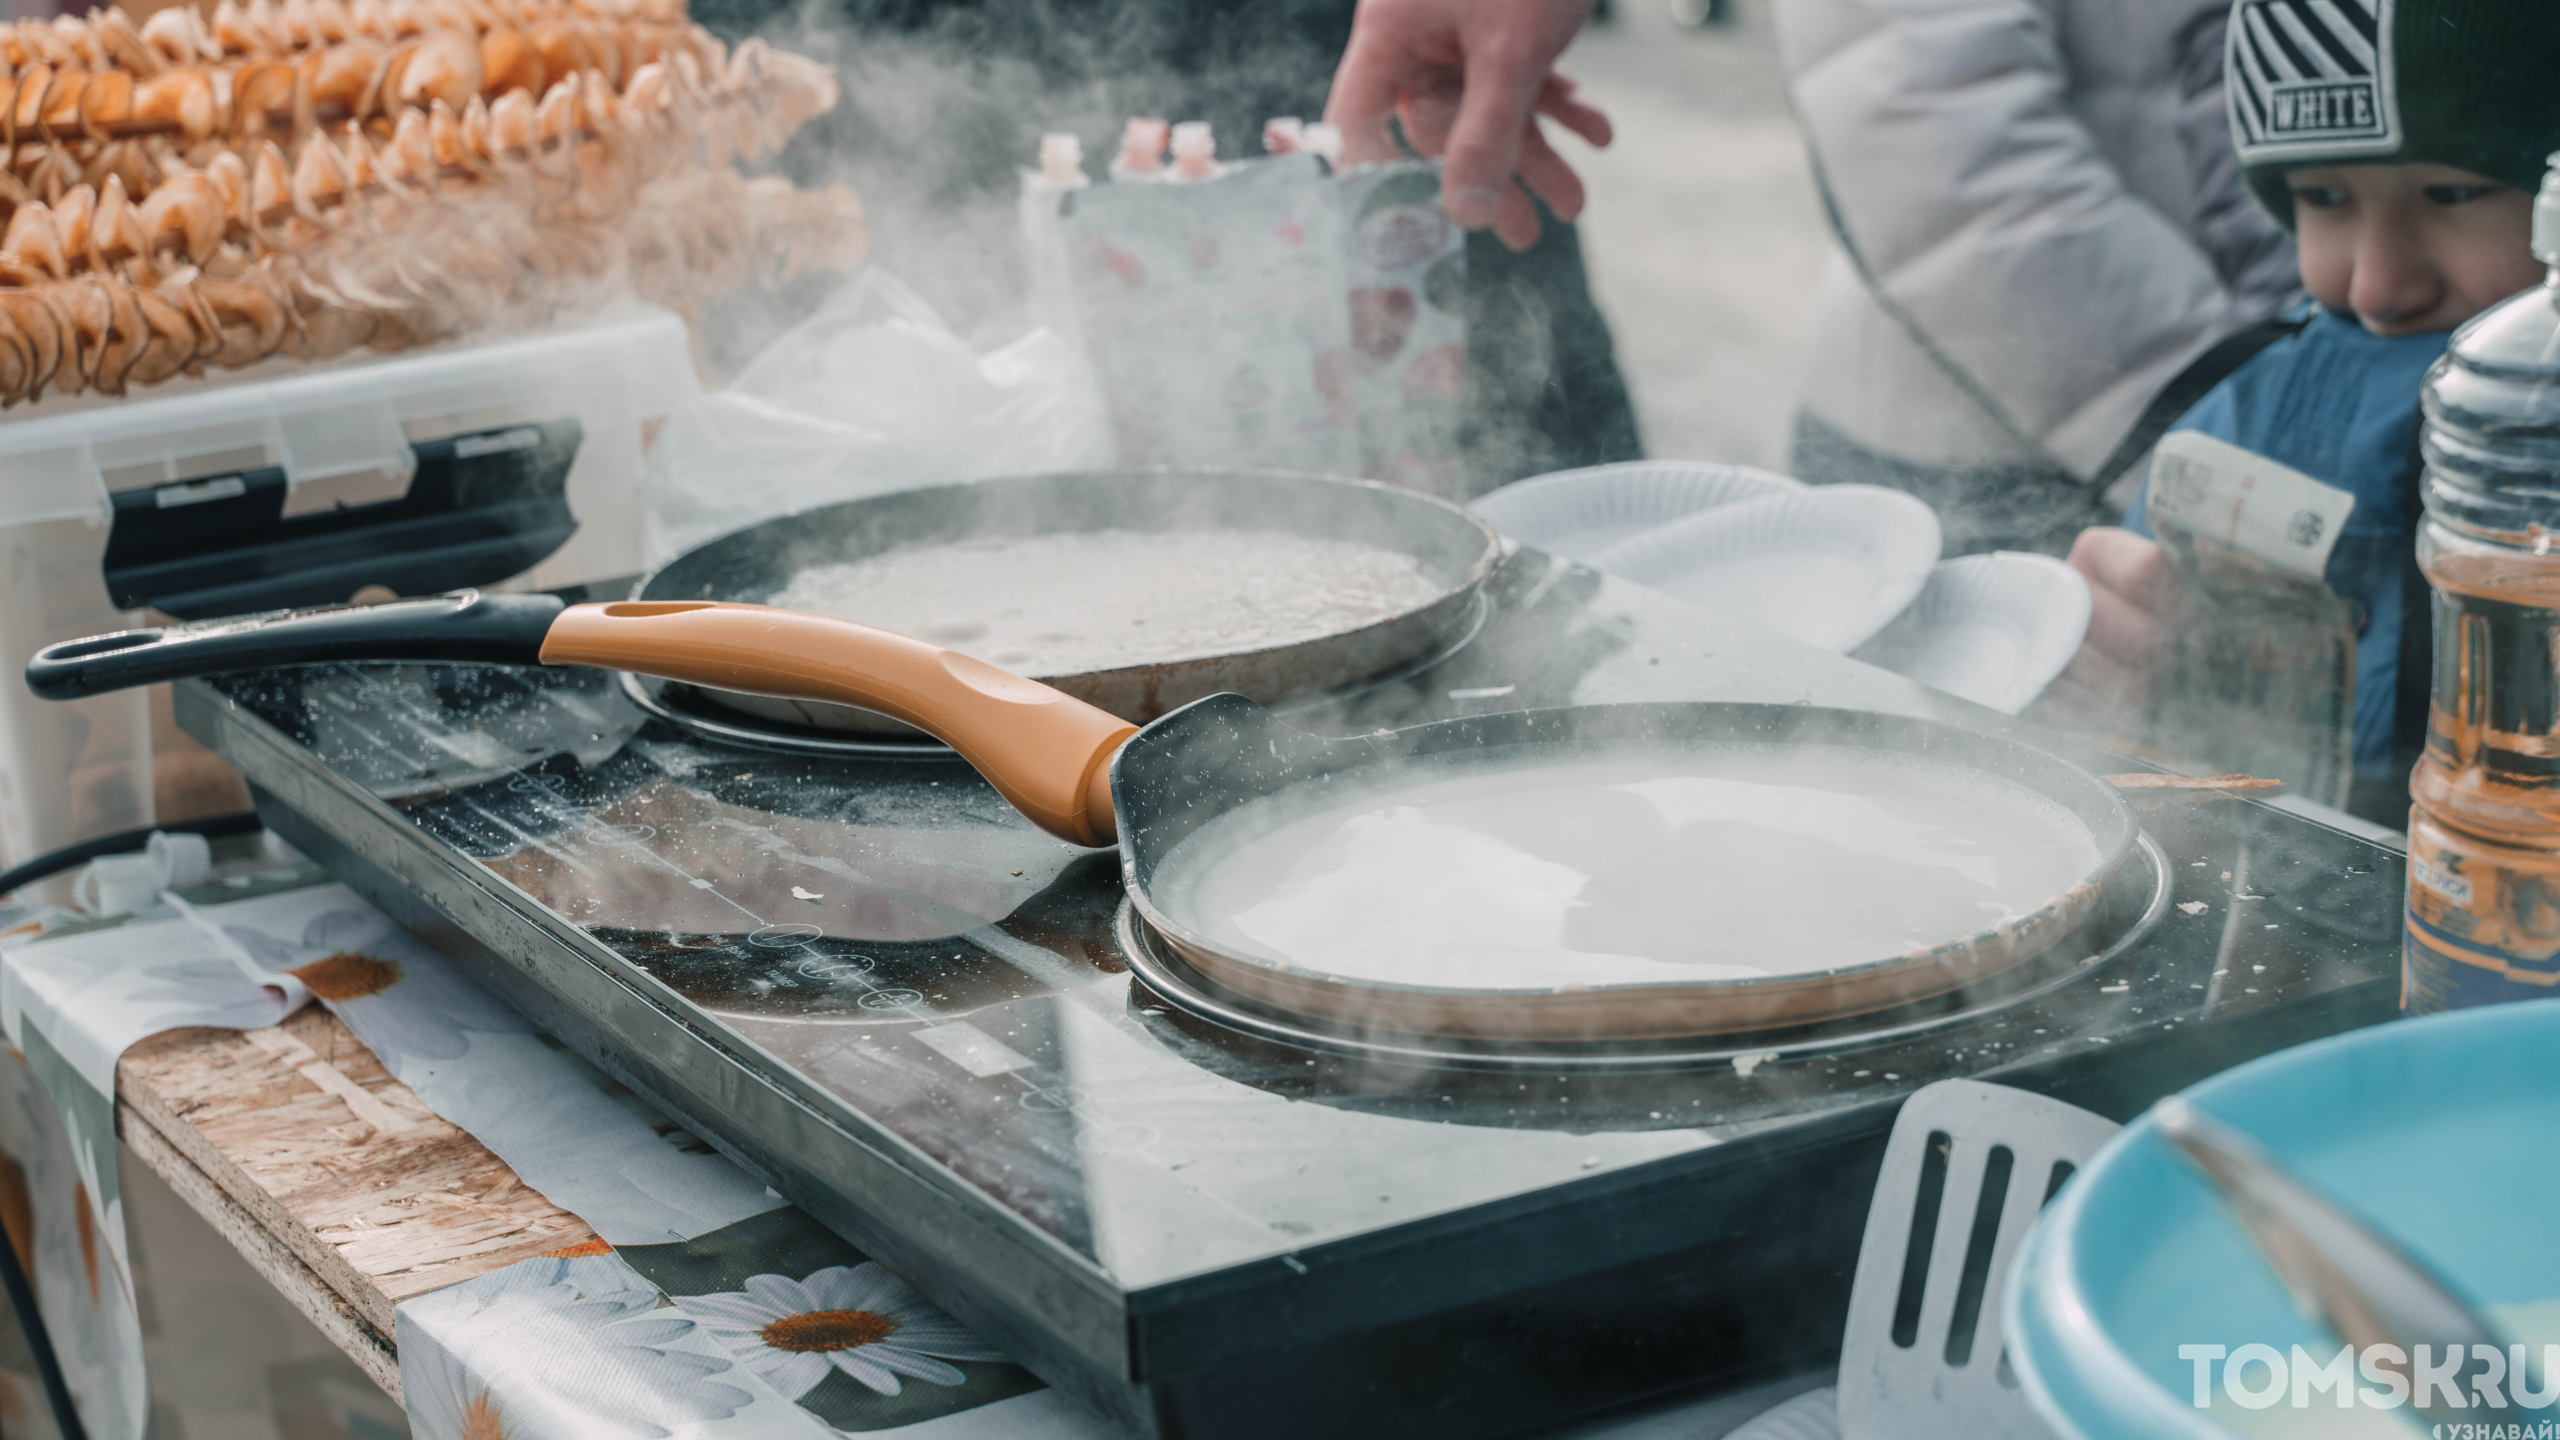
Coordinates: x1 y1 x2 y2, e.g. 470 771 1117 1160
2044 527 2185 732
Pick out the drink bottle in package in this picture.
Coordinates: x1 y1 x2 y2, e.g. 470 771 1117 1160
2402 154 2560 1014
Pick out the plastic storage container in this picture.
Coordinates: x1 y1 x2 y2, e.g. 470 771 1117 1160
2403 157 2560 1014
0 308 697 874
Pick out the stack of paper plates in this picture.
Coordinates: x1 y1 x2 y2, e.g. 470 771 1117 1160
1483 463 2090 710
1468 461 1798 561
1589 485 1942 653
1852 553 2092 714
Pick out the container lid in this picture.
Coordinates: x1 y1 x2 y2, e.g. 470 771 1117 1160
0 308 697 530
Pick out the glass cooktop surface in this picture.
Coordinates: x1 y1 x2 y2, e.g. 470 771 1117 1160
189 550 2404 1290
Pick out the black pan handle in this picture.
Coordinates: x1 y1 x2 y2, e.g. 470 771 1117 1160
25 590 568 700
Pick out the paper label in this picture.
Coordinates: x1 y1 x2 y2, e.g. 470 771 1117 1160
2408 852 2475 908
2403 814 2560 1015
2147 431 2357 582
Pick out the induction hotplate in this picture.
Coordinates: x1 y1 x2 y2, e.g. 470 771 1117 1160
175 547 2404 1437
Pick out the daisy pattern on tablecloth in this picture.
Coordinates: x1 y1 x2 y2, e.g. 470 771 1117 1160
678 1263 1009 1400
505 1236 642 1297
402 1274 754 1440
218 905 526 1068
130 957 299 1033
60 1108 126 1308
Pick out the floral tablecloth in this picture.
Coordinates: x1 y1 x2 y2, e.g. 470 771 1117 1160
0 863 1788 1440
0 864 1118 1440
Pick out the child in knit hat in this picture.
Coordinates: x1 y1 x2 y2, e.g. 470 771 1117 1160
2051 0 2560 825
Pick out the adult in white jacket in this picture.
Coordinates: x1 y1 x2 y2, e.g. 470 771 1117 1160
1777 0 2300 553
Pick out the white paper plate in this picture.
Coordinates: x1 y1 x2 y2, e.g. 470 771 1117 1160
1467 460 1799 561
1587 485 1943 652
1852 552 2092 714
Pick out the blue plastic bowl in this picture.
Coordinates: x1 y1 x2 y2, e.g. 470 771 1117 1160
2006 999 2560 1439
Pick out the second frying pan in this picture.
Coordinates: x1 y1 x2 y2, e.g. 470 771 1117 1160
28 593 2141 1040
640 469 1502 736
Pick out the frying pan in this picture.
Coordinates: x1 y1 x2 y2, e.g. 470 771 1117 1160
26 594 2141 1040
638 469 1502 736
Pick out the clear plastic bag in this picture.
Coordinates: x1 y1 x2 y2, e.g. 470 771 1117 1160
2142 431 2360 806
1029 152 1468 495
641 270 1111 565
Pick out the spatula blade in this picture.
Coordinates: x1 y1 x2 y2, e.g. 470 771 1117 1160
1836 1080 2119 1440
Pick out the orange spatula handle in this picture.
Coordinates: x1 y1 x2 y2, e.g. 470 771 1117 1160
540 601 1136 847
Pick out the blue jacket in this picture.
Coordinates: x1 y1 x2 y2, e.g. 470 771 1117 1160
2125 306 2448 778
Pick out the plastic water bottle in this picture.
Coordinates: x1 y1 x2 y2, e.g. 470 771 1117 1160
1018 132 1090 337
1168 121 1218 182
1108 117 1168 183
2403 154 2560 1013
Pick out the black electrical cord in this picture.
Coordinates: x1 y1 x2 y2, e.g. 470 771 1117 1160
0 811 262 904
0 807 261 1440
0 1217 82 1440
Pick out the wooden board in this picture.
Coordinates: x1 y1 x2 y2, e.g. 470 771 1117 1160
113 1006 602 1394
117 1112 403 1398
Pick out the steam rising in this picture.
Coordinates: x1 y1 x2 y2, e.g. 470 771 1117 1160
696 0 1614 491
721 0 1348 343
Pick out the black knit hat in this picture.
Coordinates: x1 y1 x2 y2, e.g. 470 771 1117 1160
2228 0 2560 225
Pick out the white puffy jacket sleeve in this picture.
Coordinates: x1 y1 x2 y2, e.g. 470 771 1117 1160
1778 0 2275 480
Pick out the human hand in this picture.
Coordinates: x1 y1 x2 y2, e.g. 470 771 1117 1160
2043 527 2186 732
1322 0 1613 251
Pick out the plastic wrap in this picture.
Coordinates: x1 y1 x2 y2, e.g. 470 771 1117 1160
641 272 1113 566
1028 143 1469 495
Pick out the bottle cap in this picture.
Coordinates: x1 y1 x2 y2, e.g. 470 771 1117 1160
1302 122 1343 166
1263 116 1304 155
1117 117 1168 174
1171 120 1216 179
1038 132 1086 185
